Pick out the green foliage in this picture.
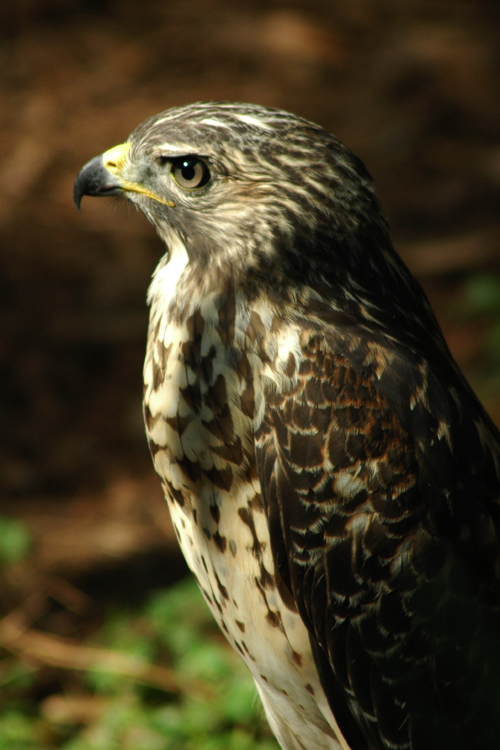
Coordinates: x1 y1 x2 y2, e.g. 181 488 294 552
450 272 500 406
462 273 500 317
79 578 277 750
0 515 32 565
462 274 500 364
0 659 36 693
1 577 279 750
0 711 39 750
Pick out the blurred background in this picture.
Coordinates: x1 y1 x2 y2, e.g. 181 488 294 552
0 1 499 748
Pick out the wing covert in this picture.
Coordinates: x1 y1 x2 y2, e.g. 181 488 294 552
255 318 500 750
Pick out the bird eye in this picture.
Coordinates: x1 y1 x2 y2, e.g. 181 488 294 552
170 158 210 189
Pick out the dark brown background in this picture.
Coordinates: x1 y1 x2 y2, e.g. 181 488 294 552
1 0 500 626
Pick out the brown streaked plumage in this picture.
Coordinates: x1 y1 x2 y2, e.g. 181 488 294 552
75 102 500 750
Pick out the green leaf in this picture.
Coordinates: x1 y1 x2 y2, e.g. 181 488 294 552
463 274 500 315
0 711 37 749
0 516 32 565
221 678 259 724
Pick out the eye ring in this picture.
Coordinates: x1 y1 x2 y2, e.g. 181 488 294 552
170 158 210 190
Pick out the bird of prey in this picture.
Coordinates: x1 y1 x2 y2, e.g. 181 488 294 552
74 102 500 750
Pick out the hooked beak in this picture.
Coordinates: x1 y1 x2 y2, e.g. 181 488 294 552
74 141 175 212
73 143 131 212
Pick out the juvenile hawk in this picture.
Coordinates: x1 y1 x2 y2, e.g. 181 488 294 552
74 103 500 750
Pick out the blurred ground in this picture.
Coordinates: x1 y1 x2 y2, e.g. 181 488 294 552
0 0 500 743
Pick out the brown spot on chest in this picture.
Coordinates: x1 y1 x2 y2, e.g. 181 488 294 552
284 352 296 377
246 310 265 343
166 412 193 436
259 563 275 590
180 381 202 411
266 610 282 628
203 465 233 491
213 568 230 601
167 485 185 507
203 375 235 441
211 435 244 465
144 403 159 432
182 309 204 370
148 438 164 458
237 350 255 417
213 530 227 553
177 455 202 483
151 340 173 391
218 286 236 346
248 493 265 512
238 506 264 556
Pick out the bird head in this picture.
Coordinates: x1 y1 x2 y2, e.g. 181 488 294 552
74 103 396 292
74 101 447 358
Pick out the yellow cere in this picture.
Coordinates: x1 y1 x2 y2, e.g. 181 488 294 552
102 141 175 208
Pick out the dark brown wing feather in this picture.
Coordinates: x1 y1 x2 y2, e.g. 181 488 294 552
255 310 500 750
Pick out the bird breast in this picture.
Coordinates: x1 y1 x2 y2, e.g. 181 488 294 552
142 246 347 750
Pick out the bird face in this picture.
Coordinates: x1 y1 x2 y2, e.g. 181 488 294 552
75 102 441 351
74 103 390 287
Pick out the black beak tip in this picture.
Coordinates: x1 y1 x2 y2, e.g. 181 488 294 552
73 183 83 213
73 170 86 212
73 154 122 213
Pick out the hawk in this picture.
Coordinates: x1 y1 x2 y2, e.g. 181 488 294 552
74 103 500 750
